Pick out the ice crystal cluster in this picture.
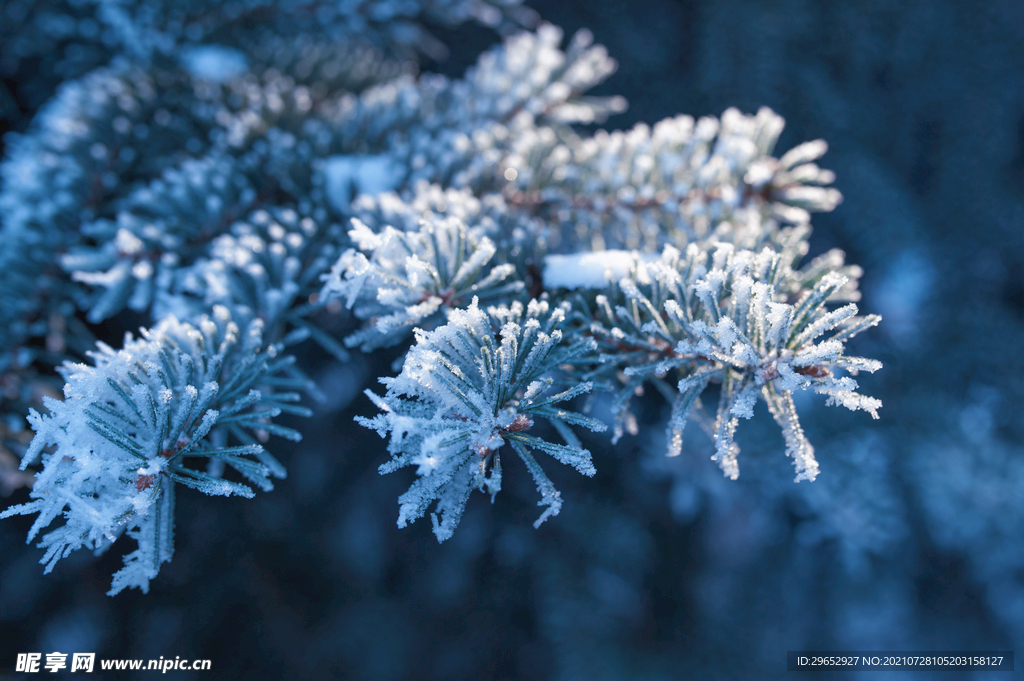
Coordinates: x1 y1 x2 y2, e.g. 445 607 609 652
0 0 882 593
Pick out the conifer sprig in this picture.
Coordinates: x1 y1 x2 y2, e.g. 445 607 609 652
0 7 886 582
565 243 881 481
321 214 525 351
0 306 304 594
359 298 605 541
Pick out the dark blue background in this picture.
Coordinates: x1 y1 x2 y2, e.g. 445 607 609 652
2 1 1022 678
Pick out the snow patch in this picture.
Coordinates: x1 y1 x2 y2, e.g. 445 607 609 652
543 251 655 290
323 155 403 212
179 45 249 83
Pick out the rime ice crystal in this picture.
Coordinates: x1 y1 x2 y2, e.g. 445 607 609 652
1 2 883 582
1 307 302 594
573 242 881 481
321 214 525 351
359 298 605 541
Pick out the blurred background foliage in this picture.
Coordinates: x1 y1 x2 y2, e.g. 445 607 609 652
1 0 1022 679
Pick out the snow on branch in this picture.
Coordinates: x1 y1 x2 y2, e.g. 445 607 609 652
0 306 306 594
568 242 881 481
499 107 841 253
0 1 886 566
321 213 525 351
359 298 605 541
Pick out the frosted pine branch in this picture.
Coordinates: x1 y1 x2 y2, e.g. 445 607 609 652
0 6 886 577
360 298 605 541
498 107 841 253
0 306 306 594
321 213 525 351
557 242 881 481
